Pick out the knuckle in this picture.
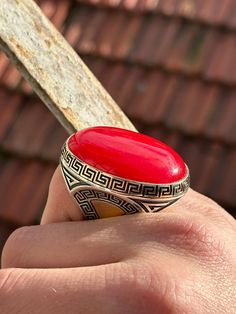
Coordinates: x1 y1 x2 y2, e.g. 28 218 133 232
176 216 212 244
107 262 194 314
164 214 227 260
106 262 164 313
1 226 32 268
155 275 201 314
146 213 228 262
121 262 156 293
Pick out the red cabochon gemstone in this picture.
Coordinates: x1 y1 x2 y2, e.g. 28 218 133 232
68 127 187 184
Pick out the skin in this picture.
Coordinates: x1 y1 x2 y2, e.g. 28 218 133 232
0 166 236 313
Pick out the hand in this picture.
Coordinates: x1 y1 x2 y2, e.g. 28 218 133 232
1 167 236 313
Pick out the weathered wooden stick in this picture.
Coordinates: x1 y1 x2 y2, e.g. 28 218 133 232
0 0 136 134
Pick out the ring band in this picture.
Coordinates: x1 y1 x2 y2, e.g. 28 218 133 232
60 129 190 220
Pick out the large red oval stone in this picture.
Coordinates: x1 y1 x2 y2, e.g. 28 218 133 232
68 126 187 184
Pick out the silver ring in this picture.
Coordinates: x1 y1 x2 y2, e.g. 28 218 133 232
60 137 190 220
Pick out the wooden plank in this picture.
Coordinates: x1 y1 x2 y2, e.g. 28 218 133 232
0 0 136 134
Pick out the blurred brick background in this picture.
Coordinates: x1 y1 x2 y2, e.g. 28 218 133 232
1 0 236 258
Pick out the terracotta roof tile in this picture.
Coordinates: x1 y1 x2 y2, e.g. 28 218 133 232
0 51 34 94
217 148 236 205
0 89 23 142
120 0 139 11
1 63 23 91
0 88 67 161
112 15 143 59
63 5 236 85
114 66 141 111
22 162 56 222
63 5 89 47
127 15 165 64
178 139 204 185
79 0 236 29
228 2 236 29
85 59 129 103
185 28 219 75
77 8 108 54
2 98 53 158
148 73 180 123
64 19 81 47
84 57 236 144
0 53 10 83
205 33 236 84
41 120 68 161
125 69 165 121
183 84 220 135
164 77 201 129
0 156 55 225
37 0 57 17
0 220 16 260
96 11 128 57
77 10 115 56
164 23 201 72
18 79 34 95
50 0 72 30
194 0 233 26
192 142 222 194
150 18 182 65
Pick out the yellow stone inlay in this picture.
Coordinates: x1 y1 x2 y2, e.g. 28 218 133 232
92 200 125 218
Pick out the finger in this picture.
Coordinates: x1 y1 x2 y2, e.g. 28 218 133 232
41 166 84 224
4 208 203 269
3 203 235 270
2 219 134 269
0 264 131 314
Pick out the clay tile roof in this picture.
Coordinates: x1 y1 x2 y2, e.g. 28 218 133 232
0 220 16 260
79 0 236 29
0 0 236 256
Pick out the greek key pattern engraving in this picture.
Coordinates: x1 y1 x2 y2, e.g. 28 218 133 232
130 197 179 213
61 142 190 199
73 188 140 219
60 162 185 219
61 163 90 191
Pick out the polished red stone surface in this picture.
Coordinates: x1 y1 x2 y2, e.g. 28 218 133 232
68 127 187 184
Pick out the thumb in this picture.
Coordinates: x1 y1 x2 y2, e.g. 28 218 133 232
41 166 84 224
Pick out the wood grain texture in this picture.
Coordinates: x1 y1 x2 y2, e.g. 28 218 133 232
0 0 136 134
